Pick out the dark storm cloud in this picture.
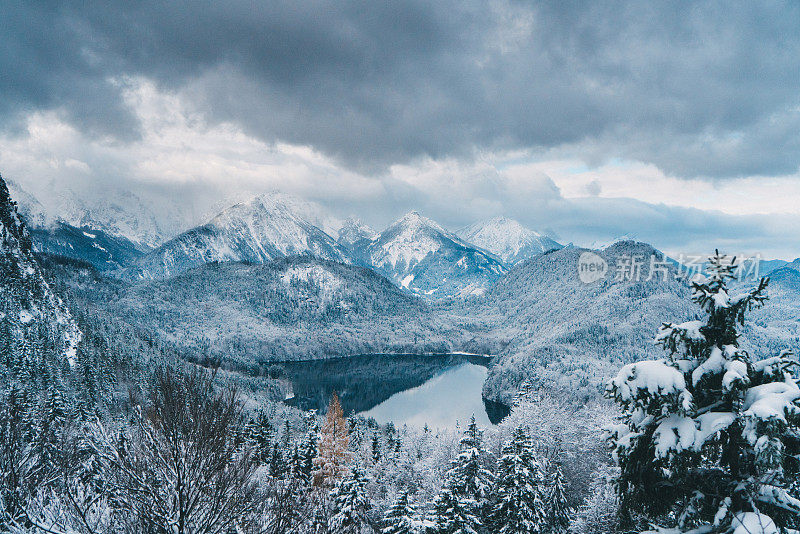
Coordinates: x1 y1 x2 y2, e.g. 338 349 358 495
2 0 799 177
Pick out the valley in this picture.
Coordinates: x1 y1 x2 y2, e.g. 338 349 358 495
2 174 799 534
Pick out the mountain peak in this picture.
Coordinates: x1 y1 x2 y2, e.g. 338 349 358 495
338 217 377 249
457 216 561 264
123 192 351 280
391 211 449 235
366 211 506 298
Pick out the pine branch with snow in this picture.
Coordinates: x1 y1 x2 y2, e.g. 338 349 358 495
605 251 800 533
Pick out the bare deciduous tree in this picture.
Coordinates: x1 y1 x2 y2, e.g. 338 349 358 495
94 366 258 534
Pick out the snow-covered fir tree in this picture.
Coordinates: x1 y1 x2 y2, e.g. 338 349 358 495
491 426 546 534
545 461 571 533
430 415 494 533
383 490 424 534
447 416 494 511
606 251 800 533
330 465 374 533
430 486 483 534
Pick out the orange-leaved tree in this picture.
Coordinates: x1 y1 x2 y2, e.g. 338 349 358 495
313 392 351 487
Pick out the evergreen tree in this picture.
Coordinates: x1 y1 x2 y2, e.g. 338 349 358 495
606 251 800 532
372 433 382 463
383 490 421 534
447 416 494 517
430 486 482 534
491 427 545 534
330 465 374 533
431 415 493 533
269 441 287 478
288 443 304 481
545 461 571 533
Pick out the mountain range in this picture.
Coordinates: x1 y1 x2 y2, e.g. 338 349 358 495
121 194 351 281
11 184 564 298
3 174 799 408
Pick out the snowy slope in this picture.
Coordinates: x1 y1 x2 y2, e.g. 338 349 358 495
784 258 800 272
0 175 81 364
476 241 696 403
365 211 506 298
100 256 457 363
337 217 378 251
457 216 562 264
7 179 171 250
31 222 145 271
122 193 352 280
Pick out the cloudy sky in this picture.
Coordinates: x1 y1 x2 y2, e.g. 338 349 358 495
1 1 799 258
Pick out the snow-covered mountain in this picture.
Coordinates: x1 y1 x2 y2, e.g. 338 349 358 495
478 240 696 403
784 258 800 272
457 216 562 264
337 217 378 251
365 211 506 298
0 176 81 364
94 256 457 364
122 193 351 280
31 222 145 271
6 179 171 251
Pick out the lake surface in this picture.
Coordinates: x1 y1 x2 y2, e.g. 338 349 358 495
361 362 494 428
272 354 509 428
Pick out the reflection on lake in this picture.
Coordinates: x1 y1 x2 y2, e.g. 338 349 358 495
360 362 493 428
272 354 509 428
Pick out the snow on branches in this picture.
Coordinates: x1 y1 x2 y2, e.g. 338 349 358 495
605 251 800 533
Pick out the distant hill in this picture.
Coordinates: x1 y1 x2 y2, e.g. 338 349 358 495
474 241 696 403
95 256 465 369
31 222 145 271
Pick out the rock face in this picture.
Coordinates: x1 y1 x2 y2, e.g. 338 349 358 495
364 211 507 298
122 193 352 280
0 175 81 365
457 216 562 264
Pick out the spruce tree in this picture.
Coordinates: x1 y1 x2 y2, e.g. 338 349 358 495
432 415 493 533
447 416 494 517
372 433 382 463
269 441 287 478
606 251 800 532
330 466 373 533
430 486 482 534
382 490 420 534
545 461 571 533
491 427 545 534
